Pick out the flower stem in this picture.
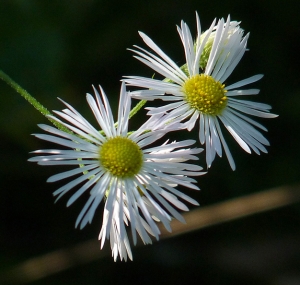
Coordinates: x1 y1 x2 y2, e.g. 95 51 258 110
0 69 73 134
129 99 147 119
109 99 147 132
0 70 147 136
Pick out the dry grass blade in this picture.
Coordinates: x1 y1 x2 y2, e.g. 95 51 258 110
1 184 300 284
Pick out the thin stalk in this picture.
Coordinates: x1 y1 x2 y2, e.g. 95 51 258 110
1 70 147 137
0 69 73 134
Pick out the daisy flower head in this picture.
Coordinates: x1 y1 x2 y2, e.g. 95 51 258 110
125 12 278 170
29 82 204 261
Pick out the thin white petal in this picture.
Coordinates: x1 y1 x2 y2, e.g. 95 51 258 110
226 74 264 90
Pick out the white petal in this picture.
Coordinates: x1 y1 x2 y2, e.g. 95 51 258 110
226 74 264 90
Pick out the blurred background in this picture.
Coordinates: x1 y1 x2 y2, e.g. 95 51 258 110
0 0 299 284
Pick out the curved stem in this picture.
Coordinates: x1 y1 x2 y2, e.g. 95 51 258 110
1 70 147 137
0 70 73 134
129 99 147 119
99 99 147 135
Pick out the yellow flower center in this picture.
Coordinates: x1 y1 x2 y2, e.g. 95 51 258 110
99 137 143 178
183 74 228 115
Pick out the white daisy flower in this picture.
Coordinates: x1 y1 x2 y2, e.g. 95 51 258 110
125 13 278 170
29 82 204 261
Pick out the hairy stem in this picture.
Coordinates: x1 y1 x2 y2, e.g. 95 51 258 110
0 70 72 134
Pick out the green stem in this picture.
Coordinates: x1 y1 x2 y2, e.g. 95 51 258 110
0 70 147 137
99 99 147 136
129 99 147 119
0 69 73 134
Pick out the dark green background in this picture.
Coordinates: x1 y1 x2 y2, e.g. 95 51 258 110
0 1 299 284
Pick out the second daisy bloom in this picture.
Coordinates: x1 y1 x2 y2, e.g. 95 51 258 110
125 13 277 170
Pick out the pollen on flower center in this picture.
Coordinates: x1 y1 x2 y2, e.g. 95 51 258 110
99 137 143 178
183 74 227 115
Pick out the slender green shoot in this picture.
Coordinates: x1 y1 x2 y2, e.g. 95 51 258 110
0 69 73 134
